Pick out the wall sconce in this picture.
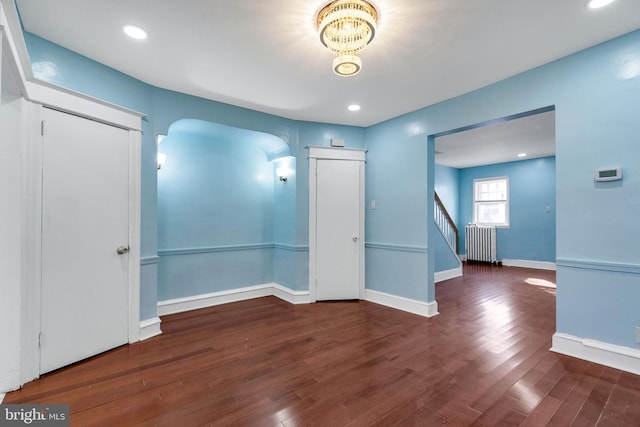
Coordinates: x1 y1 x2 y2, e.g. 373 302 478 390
157 153 166 170
276 167 289 182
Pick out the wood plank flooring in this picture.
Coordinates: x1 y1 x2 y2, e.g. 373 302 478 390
5 264 640 426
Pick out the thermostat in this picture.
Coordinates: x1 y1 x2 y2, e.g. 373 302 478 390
595 167 622 182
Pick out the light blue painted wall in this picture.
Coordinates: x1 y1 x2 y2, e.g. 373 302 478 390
140 260 159 320
156 120 280 299
365 30 640 348
22 26 640 352
364 131 430 302
435 164 460 226
434 164 461 273
458 157 556 262
433 231 460 273
23 32 366 301
557 264 640 346
23 33 160 319
272 155 298 289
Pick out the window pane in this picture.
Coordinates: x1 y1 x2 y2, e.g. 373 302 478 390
475 178 507 201
473 177 509 226
477 202 506 224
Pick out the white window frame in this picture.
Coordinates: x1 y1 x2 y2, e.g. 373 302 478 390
473 176 510 227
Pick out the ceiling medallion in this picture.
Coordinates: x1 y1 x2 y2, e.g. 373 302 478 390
316 0 378 77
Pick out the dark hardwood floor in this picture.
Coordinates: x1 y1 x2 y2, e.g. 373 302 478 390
5 264 640 426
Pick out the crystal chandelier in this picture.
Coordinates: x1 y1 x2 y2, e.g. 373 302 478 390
316 0 378 77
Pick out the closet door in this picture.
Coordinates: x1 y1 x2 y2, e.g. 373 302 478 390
309 147 365 301
40 107 130 374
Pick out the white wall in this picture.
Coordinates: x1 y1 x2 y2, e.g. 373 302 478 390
0 44 26 392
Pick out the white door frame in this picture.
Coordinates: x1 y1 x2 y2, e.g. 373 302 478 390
21 84 143 384
308 146 366 302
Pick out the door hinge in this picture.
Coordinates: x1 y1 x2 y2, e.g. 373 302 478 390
41 120 45 136
39 333 44 348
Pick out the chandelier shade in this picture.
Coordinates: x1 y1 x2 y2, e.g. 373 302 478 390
316 0 378 76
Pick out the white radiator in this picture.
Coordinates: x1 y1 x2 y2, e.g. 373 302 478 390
465 225 497 263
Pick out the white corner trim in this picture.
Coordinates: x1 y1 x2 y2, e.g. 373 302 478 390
435 267 463 283
364 289 439 318
271 283 312 304
0 393 5 403
139 317 162 341
502 259 556 271
551 333 640 376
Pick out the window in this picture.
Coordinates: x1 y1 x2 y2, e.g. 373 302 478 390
473 177 509 227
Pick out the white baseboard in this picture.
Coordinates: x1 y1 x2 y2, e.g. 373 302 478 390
157 283 311 316
502 259 556 270
551 333 640 376
364 289 439 318
271 283 312 304
139 316 162 341
158 283 440 320
435 266 463 283
0 393 5 403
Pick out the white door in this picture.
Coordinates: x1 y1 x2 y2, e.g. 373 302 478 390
40 107 130 374
315 159 362 300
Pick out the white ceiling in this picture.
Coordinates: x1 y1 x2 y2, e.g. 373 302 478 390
435 110 556 169
15 0 640 129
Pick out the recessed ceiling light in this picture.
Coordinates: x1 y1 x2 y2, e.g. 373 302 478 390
348 104 361 112
123 25 148 40
517 153 527 158
587 0 615 9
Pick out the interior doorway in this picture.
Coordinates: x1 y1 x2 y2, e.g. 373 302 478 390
432 107 557 284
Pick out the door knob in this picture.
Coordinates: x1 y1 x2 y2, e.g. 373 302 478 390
116 246 129 255
353 237 358 241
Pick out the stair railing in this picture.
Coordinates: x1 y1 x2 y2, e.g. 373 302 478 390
434 192 459 254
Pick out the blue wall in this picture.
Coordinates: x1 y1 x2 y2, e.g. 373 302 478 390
434 163 461 272
364 30 640 349
22 27 640 352
23 32 366 307
459 157 556 262
22 33 160 320
434 157 555 266
157 119 287 300
434 163 460 226
364 133 430 301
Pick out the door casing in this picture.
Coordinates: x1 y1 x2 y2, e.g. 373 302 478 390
21 88 142 384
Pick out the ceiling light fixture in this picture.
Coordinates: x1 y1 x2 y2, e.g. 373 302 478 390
587 0 615 9
348 104 361 111
517 153 527 158
123 25 148 40
316 0 378 77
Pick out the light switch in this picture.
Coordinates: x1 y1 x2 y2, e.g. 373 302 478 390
371 200 377 210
